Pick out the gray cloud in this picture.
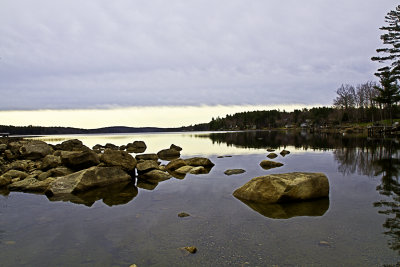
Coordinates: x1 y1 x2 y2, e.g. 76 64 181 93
0 0 397 110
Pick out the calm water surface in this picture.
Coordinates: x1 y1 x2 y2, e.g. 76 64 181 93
0 131 399 266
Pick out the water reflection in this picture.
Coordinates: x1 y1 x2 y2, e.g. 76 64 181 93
237 198 329 219
331 137 400 257
47 181 138 207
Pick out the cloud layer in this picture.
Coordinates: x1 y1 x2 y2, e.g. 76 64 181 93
0 0 397 109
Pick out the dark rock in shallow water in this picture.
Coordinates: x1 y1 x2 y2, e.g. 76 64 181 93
126 141 147 153
138 169 171 181
266 153 278 159
280 149 290 157
184 157 215 167
233 172 330 204
259 160 283 170
178 212 190 217
224 169 246 176
157 148 180 160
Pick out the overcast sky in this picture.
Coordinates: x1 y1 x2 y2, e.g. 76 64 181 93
0 0 398 110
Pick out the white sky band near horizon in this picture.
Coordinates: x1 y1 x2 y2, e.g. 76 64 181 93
0 104 319 128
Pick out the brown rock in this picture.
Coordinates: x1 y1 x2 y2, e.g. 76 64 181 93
100 149 137 172
260 160 283 170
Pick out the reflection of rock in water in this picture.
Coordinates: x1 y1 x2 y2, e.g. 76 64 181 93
47 181 138 207
238 198 329 219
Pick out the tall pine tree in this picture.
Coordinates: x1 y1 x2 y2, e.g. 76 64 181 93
372 5 400 123
372 5 400 77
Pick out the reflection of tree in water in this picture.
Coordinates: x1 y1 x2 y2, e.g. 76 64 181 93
333 137 400 257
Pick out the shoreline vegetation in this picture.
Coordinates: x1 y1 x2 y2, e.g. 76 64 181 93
1 105 399 136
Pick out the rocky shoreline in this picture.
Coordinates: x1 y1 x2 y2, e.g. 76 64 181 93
0 138 215 204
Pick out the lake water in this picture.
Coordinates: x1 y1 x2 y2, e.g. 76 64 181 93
0 131 399 266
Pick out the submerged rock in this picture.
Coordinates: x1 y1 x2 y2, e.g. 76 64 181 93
178 212 190 218
224 169 246 176
233 172 329 203
260 160 283 170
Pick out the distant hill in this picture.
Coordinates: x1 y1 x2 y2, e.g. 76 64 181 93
0 125 183 136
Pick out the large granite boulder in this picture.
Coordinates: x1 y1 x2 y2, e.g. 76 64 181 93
157 148 180 160
260 160 283 170
54 139 90 151
184 157 215 167
19 140 53 160
100 149 137 172
45 166 132 196
233 172 329 203
61 150 100 170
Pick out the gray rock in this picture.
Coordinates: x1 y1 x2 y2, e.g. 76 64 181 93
184 157 215 167
100 149 137 172
136 160 159 173
19 141 53 160
61 150 100 170
233 172 330 203
260 160 283 170
157 148 180 160
45 166 132 196
224 169 246 176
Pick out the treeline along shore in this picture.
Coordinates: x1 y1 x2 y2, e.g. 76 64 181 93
1 104 400 136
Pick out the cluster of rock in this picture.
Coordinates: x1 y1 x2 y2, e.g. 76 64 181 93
0 138 214 204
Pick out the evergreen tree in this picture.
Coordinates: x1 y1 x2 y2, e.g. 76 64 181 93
374 69 400 124
371 5 400 78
